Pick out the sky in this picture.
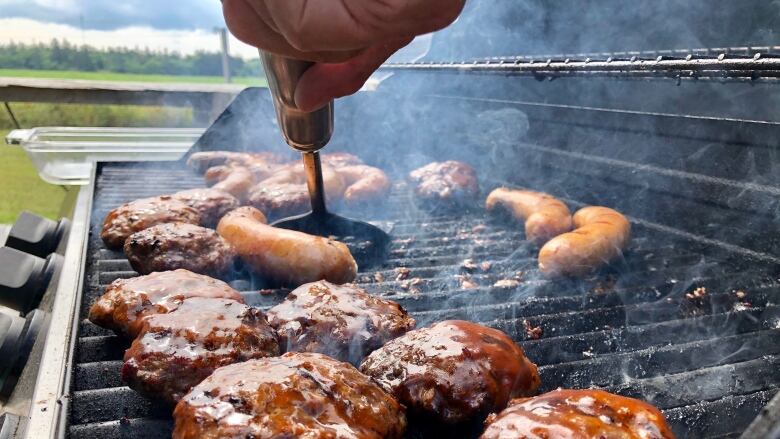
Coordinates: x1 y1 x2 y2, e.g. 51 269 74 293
0 0 259 58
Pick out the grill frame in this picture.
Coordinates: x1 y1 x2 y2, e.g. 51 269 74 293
65 169 779 438
38 81 780 439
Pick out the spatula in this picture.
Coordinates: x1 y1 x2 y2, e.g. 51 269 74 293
260 52 390 267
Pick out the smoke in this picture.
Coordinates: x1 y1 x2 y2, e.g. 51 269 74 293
302 0 780 427
430 0 780 59
109 0 780 432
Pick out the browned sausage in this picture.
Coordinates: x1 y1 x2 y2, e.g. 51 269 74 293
538 206 631 277
486 188 573 245
337 164 391 203
217 207 357 285
257 162 346 201
205 165 256 201
188 151 286 174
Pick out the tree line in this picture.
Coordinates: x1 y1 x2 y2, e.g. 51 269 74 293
0 40 262 77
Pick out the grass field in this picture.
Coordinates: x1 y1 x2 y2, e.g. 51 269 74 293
1 101 195 129
0 69 267 223
0 129 67 223
0 68 266 86
0 101 198 223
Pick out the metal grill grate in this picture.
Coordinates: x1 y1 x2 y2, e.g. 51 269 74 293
382 47 780 82
66 162 780 439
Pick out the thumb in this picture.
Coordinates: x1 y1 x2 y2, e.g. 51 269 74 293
294 37 413 112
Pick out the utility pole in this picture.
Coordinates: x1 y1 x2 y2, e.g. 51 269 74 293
214 27 231 83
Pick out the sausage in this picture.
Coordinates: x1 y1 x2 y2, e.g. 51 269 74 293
205 165 256 201
258 162 346 201
187 151 245 173
486 188 573 245
337 164 391 203
188 151 286 174
538 206 631 277
217 206 357 285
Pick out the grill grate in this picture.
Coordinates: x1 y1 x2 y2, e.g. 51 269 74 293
382 47 780 82
67 163 780 439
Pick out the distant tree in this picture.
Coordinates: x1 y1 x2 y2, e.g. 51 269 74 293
0 41 264 79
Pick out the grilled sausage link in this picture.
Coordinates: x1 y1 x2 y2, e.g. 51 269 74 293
258 162 346 201
486 188 573 245
337 164 391 203
205 165 256 201
538 206 631 277
217 207 357 285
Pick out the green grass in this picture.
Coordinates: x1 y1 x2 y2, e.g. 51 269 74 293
0 100 200 223
0 68 268 222
0 68 266 86
0 102 196 129
0 129 67 223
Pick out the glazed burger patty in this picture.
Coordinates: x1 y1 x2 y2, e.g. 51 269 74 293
247 182 310 221
124 222 237 280
360 320 540 425
122 297 279 404
88 269 243 338
101 196 201 249
266 280 416 364
171 188 239 227
480 389 675 439
172 352 407 439
408 160 480 206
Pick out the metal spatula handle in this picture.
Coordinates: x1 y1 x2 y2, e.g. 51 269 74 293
260 52 333 152
302 151 327 215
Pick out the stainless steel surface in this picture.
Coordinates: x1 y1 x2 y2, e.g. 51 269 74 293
0 225 9 246
260 52 333 152
24 181 92 439
382 49 780 82
5 129 32 145
302 152 326 214
4 127 204 185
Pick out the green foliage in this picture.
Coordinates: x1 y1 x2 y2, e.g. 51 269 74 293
0 40 264 78
0 68 265 86
0 102 195 130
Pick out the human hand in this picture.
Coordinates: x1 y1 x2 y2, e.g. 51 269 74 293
222 0 465 111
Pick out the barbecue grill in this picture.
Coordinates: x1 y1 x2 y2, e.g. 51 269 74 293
4 1 780 438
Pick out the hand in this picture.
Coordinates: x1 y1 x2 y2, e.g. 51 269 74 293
222 0 465 111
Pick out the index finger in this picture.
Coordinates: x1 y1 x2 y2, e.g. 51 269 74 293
257 0 465 52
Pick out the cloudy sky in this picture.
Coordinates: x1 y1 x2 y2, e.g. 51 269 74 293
0 0 259 57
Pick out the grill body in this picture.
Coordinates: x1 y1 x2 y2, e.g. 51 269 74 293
64 81 780 439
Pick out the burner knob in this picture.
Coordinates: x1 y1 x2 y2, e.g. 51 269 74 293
0 247 60 313
0 310 46 399
5 211 69 258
